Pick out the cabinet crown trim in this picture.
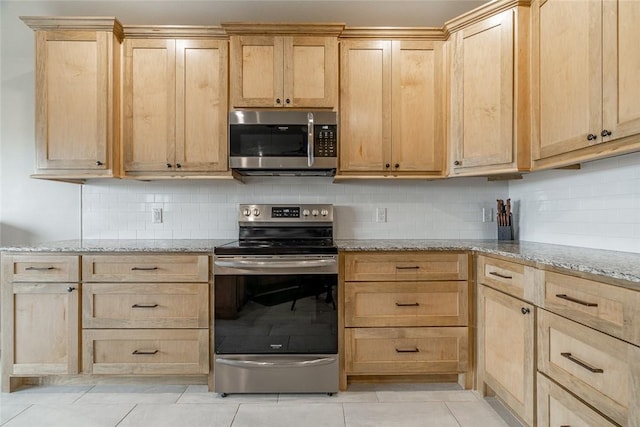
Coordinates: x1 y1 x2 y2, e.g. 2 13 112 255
221 22 345 36
443 0 530 35
20 16 124 40
123 25 227 39
339 27 445 40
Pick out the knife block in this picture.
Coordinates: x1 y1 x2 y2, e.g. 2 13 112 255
497 214 513 241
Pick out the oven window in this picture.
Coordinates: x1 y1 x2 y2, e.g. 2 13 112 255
214 274 338 354
229 125 308 157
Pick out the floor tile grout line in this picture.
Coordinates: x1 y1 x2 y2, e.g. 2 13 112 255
443 401 465 427
114 403 138 427
0 403 33 426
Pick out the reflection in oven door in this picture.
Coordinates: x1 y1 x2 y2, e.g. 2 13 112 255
214 274 337 355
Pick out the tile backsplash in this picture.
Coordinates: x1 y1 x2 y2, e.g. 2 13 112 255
82 177 507 240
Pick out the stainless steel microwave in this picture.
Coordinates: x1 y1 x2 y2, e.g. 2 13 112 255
228 111 337 176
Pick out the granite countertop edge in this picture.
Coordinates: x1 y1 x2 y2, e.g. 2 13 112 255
2 238 639 288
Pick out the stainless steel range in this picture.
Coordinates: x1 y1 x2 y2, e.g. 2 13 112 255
213 204 338 396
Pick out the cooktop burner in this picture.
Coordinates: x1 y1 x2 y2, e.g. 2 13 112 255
214 240 338 255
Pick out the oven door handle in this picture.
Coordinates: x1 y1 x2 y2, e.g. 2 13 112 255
214 258 336 269
215 356 336 368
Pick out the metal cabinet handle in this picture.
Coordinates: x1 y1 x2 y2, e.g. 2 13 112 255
454 160 461 166
276 98 281 104
489 271 513 279
394 163 399 169
166 163 172 168
601 129 612 137
395 302 420 307
176 163 182 168
520 307 530 315
96 160 103 166
555 294 598 307
396 266 420 270
67 286 76 293
587 133 597 141
131 266 159 271
560 352 603 373
132 350 159 355
395 348 419 353
285 98 291 104
385 163 390 168
25 266 55 271
132 303 159 308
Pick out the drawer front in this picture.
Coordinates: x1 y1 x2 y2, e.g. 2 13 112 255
2 255 79 282
344 252 468 282
477 255 527 300
82 255 209 282
542 271 640 346
537 309 640 426
83 283 208 328
537 373 617 427
83 329 209 375
344 281 467 327
345 327 468 374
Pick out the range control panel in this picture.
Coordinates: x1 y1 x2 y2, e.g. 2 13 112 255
238 204 334 222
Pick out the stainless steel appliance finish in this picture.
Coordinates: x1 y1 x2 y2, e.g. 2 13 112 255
228 111 338 176
213 204 338 396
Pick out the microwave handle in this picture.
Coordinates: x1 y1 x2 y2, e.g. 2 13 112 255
307 112 314 167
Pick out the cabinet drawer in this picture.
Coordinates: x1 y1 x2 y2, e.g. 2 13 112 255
83 329 209 375
344 281 467 327
82 255 209 282
537 309 640 426
2 255 79 283
477 255 529 300
345 327 468 375
542 271 640 346
344 252 468 282
83 283 208 329
537 373 617 427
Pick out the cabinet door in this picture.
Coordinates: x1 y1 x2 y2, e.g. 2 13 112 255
451 10 514 170
35 31 110 171
230 36 283 107
391 40 444 173
123 39 176 172
532 0 602 160
4 283 79 376
477 285 535 426
602 0 640 142
339 40 391 172
175 39 228 172
284 36 337 108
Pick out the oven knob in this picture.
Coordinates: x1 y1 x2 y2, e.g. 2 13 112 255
302 209 310 216
321 209 329 216
243 208 251 217
253 208 260 217
311 209 319 216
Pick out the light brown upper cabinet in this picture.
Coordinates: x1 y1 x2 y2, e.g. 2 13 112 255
123 30 229 177
21 17 123 181
338 35 445 177
447 5 531 176
224 24 343 109
532 0 640 169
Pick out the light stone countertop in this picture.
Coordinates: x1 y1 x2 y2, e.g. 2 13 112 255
2 239 640 289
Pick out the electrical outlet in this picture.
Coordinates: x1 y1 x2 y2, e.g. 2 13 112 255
151 207 163 224
376 207 387 223
482 207 494 223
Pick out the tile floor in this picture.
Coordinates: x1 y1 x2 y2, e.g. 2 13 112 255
0 383 523 427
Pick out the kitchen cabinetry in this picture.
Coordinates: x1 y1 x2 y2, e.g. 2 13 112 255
447 5 531 176
338 33 445 177
341 251 469 390
81 254 209 375
21 17 123 181
122 29 229 177
476 256 536 426
531 0 640 169
1 254 81 392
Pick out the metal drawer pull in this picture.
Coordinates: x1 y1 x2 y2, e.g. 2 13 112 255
555 294 598 307
395 302 420 307
131 267 159 271
131 303 159 308
560 352 603 373
395 266 420 270
25 266 55 271
132 350 159 355
395 348 420 353
489 271 512 279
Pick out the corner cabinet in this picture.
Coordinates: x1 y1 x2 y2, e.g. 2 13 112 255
338 32 445 178
223 23 343 109
122 29 229 178
531 0 640 169
21 17 123 180
447 4 531 176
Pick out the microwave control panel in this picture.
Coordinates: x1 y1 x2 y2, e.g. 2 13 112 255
315 125 337 157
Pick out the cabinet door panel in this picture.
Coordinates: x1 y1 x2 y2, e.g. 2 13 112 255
391 40 443 172
176 40 228 172
124 39 176 172
230 36 282 107
339 40 391 172
285 36 337 108
534 0 602 159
